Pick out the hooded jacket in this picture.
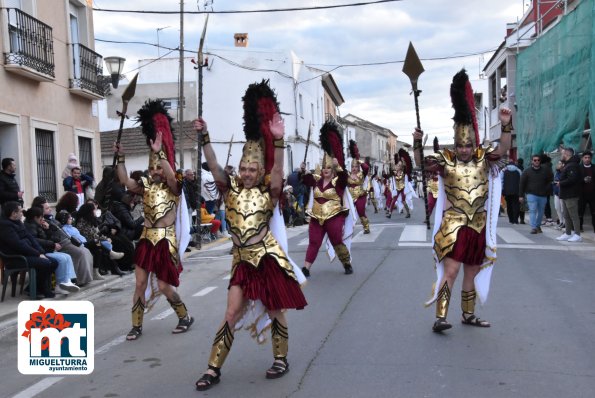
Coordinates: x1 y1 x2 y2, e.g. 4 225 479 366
559 155 581 199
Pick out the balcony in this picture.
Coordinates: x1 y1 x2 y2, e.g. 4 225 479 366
3 8 55 82
69 43 105 100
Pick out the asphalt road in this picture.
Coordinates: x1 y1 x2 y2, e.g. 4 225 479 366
1 199 594 398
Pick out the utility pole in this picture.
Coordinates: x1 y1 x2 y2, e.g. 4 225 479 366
178 0 185 169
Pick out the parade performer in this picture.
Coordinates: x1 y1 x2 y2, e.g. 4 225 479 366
383 170 392 216
347 140 371 233
387 149 415 219
193 80 307 391
367 161 379 214
371 171 384 212
426 137 441 217
301 120 355 277
114 100 193 341
414 69 512 332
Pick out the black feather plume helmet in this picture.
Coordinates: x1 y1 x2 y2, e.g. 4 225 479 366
450 69 479 147
319 119 345 168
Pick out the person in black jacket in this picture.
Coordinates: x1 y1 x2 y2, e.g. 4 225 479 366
578 151 595 232
556 147 582 242
23 207 80 293
502 160 522 224
110 193 144 241
0 202 57 298
0 158 24 208
519 155 554 234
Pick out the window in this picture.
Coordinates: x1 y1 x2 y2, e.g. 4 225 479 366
78 136 92 175
163 98 185 110
35 129 57 202
299 93 304 118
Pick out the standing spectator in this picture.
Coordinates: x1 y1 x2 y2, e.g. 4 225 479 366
516 158 526 223
502 160 522 224
540 154 554 225
578 151 594 233
63 167 94 209
0 201 57 298
201 162 219 214
94 167 125 211
556 147 582 242
0 158 24 207
183 169 200 227
520 154 554 234
553 161 564 228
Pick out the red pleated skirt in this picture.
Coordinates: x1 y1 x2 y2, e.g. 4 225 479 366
230 256 307 311
135 239 182 287
447 226 486 266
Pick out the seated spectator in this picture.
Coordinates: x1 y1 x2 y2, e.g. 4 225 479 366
200 202 221 239
56 191 80 216
24 207 79 294
0 201 57 298
31 196 95 283
110 193 144 241
74 204 126 276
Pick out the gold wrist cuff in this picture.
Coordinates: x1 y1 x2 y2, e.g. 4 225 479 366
501 121 513 133
117 154 126 164
273 138 285 149
156 149 167 160
202 131 211 145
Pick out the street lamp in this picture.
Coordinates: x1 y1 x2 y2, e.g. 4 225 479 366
156 26 171 57
104 56 126 88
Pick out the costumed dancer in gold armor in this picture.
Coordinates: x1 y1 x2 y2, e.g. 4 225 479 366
114 100 194 341
426 137 441 217
347 140 371 233
194 81 307 391
413 69 512 332
367 162 379 213
301 120 355 277
387 149 414 219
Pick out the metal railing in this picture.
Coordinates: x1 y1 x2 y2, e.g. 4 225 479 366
4 8 55 77
69 43 104 97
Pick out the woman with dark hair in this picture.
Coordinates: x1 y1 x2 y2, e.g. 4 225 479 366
31 196 94 284
75 203 126 276
55 191 80 215
24 206 80 293
0 201 57 298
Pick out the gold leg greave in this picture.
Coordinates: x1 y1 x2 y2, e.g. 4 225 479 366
131 297 145 328
435 282 451 319
271 318 289 359
360 217 370 233
461 290 476 315
371 198 378 213
334 243 351 267
168 299 189 319
208 322 235 369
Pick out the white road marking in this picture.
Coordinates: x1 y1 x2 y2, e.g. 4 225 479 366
222 274 231 280
399 225 427 242
497 227 534 244
96 336 126 354
11 377 64 398
192 286 218 297
298 238 309 246
151 308 174 321
352 226 385 243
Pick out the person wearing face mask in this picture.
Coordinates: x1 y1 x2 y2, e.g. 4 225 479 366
114 99 193 341
413 69 512 333
300 120 355 277
193 80 307 391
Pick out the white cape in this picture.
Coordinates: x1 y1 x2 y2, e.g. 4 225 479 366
425 170 501 307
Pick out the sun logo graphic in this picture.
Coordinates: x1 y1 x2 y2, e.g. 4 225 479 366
18 301 94 375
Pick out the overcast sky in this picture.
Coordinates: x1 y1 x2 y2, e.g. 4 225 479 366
93 0 527 144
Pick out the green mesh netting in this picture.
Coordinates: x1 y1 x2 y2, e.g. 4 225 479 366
516 0 594 161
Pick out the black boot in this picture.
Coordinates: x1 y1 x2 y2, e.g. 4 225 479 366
110 261 126 276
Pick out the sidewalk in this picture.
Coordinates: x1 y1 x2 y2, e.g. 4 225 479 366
0 236 230 325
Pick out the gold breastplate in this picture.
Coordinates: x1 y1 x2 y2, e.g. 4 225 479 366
141 177 179 224
225 177 273 245
443 159 489 220
308 179 347 225
395 172 405 191
347 172 366 199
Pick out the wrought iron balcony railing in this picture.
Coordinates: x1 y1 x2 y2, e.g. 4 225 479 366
69 43 104 97
4 8 55 77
